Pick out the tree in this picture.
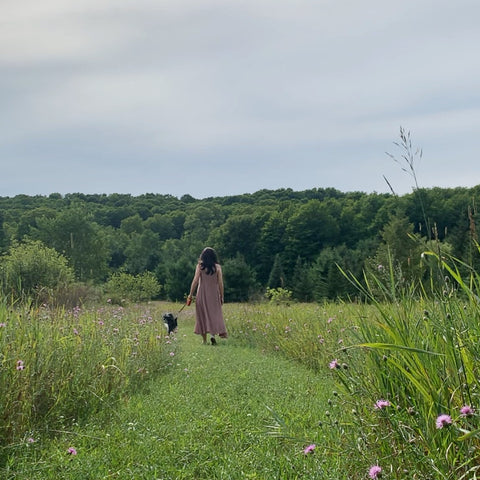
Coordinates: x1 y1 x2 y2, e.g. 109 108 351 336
291 257 313 302
285 200 340 264
32 208 109 282
267 254 286 289
223 254 257 302
0 240 74 298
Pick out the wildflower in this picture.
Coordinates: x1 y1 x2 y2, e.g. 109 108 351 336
436 414 452 429
374 399 391 410
329 359 340 369
73 328 79 335
67 447 77 455
27 437 35 443
169 352 175 357
369 465 382 479
16 360 25 371
303 444 316 455
0 322 6 327
460 405 474 417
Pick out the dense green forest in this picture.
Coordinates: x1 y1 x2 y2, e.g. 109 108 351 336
0 185 479 303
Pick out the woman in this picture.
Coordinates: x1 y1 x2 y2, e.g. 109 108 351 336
188 247 227 345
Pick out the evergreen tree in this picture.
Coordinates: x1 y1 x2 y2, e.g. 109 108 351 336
267 254 286 289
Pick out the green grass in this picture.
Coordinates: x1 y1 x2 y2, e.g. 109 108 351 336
4 306 359 479
4 274 480 479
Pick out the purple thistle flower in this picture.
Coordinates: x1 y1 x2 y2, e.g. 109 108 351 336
369 465 382 479
303 444 316 455
374 399 391 410
436 414 453 429
329 359 340 369
460 405 474 417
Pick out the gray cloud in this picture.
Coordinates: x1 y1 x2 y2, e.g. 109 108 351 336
1 0 479 198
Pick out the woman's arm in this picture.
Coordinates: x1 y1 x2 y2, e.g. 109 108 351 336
188 264 201 298
217 264 224 304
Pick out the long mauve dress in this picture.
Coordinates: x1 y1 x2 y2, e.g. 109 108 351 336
194 268 227 338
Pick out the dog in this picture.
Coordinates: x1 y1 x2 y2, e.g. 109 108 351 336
163 313 178 335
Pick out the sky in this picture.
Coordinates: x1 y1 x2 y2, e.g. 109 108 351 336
1 0 479 199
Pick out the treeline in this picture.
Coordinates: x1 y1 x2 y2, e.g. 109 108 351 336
0 185 479 303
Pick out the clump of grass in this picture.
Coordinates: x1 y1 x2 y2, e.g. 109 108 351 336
0 299 177 465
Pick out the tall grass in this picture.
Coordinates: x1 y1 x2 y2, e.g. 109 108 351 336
0 299 176 466
227 251 480 479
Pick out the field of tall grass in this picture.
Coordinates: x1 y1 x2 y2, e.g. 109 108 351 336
0 301 177 463
2 252 480 478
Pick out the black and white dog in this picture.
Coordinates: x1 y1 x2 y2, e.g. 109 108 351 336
163 313 178 334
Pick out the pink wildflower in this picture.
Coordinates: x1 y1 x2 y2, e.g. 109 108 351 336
329 359 340 369
169 352 175 357
436 414 452 429
374 399 391 410
67 447 77 455
303 443 316 455
460 405 474 417
16 360 25 371
369 465 382 479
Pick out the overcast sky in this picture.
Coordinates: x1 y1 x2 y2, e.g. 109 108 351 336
1 0 479 199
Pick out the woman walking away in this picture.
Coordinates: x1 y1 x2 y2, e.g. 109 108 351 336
188 247 227 345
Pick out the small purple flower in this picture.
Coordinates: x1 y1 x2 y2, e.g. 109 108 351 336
374 399 391 410
169 352 175 357
16 360 25 371
460 405 474 417
436 414 453 429
369 465 382 479
329 359 340 369
27 437 35 443
303 444 316 455
0 322 6 327
67 447 77 455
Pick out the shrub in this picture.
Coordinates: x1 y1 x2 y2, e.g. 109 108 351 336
265 287 292 304
0 240 74 301
105 272 161 303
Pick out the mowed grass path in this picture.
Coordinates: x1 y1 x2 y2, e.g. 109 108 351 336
12 310 343 480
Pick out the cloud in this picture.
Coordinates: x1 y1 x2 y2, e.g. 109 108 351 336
1 0 479 198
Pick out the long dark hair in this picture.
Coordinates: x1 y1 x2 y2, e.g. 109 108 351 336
199 247 218 275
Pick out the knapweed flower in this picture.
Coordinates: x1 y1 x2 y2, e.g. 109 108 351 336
329 359 340 369
436 414 452 429
303 444 316 455
369 465 382 479
460 405 474 417
67 447 77 455
374 399 391 410
16 360 25 370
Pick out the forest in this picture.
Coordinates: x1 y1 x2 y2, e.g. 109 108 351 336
0 184 479 304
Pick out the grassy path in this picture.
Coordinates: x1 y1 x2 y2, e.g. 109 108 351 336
12 315 341 479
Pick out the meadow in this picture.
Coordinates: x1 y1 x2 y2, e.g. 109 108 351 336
2 255 480 479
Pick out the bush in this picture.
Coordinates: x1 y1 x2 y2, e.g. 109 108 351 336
265 287 292 304
105 271 161 303
0 240 74 301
